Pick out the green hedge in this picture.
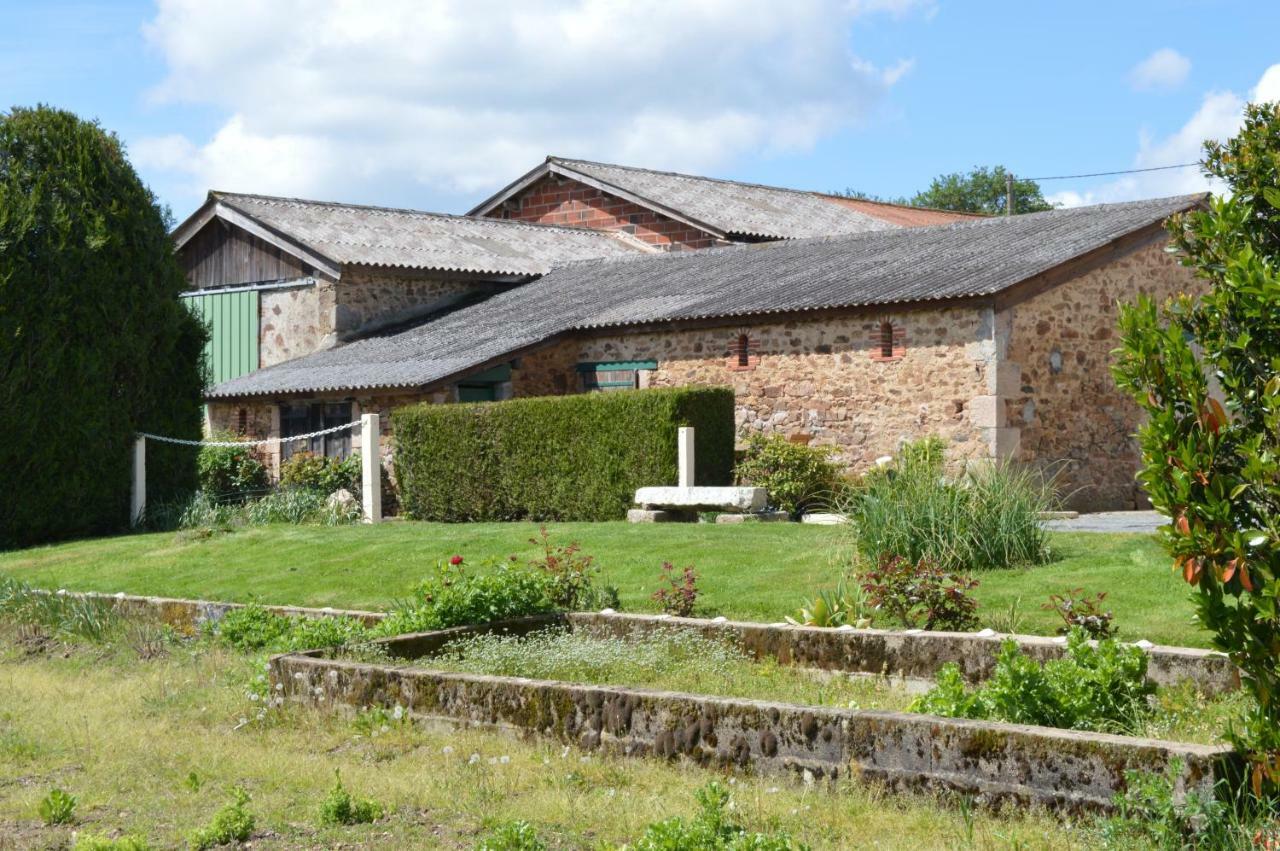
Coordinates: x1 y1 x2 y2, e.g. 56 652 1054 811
393 387 735 522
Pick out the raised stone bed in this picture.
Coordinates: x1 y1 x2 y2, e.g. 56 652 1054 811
270 616 1235 813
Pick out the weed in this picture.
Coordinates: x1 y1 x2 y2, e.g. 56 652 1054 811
475 819 547 850
72 835 151 850
318 769 383 826
652 562 699 617
1043 588 1116 639
188 785 254 850
37 787 76 825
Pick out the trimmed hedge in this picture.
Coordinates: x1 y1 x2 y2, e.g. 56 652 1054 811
393 387 734 521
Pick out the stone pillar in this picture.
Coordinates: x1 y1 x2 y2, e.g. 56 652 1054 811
361 414 381 524
968 308 1022 462
678 427 695 487
131 437 146 527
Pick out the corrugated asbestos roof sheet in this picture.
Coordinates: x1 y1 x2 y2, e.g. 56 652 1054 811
548 158 901 239
208 194 1204 399
211 191 648 276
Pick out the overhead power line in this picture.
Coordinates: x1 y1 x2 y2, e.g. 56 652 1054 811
1024 162 1200 182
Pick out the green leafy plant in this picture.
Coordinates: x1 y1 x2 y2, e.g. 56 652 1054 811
631 781 808 850
37 787 76 825
652 562 699 617
209 604 373 652
279 451 361 495
1043 588 1115 639
860 554 979 631
376 558 556 635
912 629 1155 733
196 438 270 502
734 434 842 516
840 438 1055 572
1111 101 1280 792
0 576 121 641
474 820 547 851
526 527 599 610
318 770 383 826
786 577 872 628
984 596 1025 634
73 835 151 851
188 785 254 850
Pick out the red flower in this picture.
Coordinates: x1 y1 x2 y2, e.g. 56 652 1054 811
449 555 464 566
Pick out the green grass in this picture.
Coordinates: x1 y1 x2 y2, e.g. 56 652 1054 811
0 636 1084 850
0 521 1205 646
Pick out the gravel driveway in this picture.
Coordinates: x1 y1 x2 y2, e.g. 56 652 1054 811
1042 510 1165 534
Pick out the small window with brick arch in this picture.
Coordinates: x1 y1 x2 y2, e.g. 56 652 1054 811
736 334 751 367
879 322 895 359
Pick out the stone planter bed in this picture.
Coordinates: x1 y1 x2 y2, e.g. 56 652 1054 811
270 613 1236 814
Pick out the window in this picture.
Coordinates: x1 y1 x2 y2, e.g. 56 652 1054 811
236 407 248 435
577 360 657 392
736 334 751 367
279 402 353 460
879 322 895 359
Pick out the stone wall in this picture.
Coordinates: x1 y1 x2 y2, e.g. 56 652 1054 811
513 307 995 471
259 281 335 367
1002 238 1203 510
488 174 721 250
335 267 489 337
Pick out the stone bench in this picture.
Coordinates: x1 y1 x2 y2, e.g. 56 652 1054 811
629 486 772 522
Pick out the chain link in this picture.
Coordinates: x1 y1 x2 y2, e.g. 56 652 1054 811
138 420 359 448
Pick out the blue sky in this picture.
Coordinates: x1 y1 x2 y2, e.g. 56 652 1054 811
3 0 1277 222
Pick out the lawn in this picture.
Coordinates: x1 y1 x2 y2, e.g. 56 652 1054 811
0 521 1206 646
0 636 1094 849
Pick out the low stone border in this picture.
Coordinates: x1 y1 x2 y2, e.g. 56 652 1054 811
568 613 1239 696
42 590 385 633
42 591 1235 693
270 620 1235 813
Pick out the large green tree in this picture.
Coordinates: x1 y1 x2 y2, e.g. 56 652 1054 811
0 105 207 548
911 165 1053 215
1113 102 1280 792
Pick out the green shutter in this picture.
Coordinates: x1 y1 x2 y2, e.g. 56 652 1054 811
183 290 260 386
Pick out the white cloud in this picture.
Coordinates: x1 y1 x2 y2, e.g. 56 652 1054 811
134 0 921 214
1046 63 1280 208
1128 48 1191 92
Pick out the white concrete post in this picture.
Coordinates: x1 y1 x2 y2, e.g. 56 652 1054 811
361 413 382 524
678 426 695 488
130 436 146 527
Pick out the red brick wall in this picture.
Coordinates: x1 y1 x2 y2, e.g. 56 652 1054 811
487 174 719 250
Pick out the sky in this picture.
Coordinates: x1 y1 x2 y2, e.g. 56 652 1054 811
3 0 1278 224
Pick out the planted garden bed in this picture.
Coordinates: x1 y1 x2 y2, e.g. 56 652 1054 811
271 613 1238 813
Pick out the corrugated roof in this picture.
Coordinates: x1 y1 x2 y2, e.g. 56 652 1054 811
818 194 985 227
208 194 1203 399
207 191 649 277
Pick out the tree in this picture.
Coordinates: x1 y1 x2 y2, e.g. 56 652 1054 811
0 105 207 548
910 165 1053 215
1112 102 1280 793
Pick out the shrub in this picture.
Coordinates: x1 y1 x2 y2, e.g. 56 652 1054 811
0 576 121 641
526 527 599 610
196 439 270 502
171 488 362 531
911 629 1155 733
393 386 735 521
280 451 361 495
1112 102 1280 793
210 604 372 652
0 106 206 548
1043 588 1115 639
734 434 842 516
37 787 76 825
860 555 979 631
318 770 382 826
189 786 254 850
652 562 699 617
375 558 556 636
631 782 807 850
840 438 1054 572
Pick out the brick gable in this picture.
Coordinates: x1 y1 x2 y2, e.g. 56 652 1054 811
485 174 720 250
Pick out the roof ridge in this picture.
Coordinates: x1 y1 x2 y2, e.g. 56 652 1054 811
549 155 866 202
209 190 640 240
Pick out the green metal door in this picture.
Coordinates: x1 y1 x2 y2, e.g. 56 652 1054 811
183 290 260 386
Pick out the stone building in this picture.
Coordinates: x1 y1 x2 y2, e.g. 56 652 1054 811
185 177 1206 511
